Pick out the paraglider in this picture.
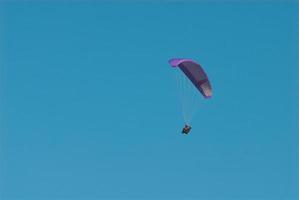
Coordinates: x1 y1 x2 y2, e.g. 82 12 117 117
182 124 192 134
169 58 212 134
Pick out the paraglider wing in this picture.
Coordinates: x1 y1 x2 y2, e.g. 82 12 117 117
169 58 212 98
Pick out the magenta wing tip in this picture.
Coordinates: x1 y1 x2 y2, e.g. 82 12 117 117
168 58 182 67
168 58 195 67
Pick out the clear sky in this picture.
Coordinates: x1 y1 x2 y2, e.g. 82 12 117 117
1 1 299 200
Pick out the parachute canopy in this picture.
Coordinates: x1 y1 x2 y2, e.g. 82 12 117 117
169 58 212 98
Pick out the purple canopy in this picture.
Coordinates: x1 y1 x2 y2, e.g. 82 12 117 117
169 58 212 98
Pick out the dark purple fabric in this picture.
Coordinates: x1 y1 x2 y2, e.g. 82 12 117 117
169 58 212 98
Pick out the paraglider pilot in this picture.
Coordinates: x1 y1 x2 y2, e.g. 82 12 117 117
182 125 192 134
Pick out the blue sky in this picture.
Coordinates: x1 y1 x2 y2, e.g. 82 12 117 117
1 1 299 200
